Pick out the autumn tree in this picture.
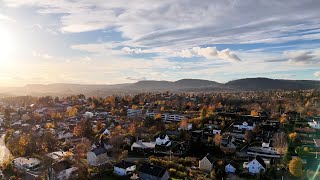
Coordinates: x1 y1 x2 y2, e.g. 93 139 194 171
288 132 298 142
200 106 207 119
250 110 259 116
273 132 288 155
180 118 189 130
214 134 222 146
289 157 303 177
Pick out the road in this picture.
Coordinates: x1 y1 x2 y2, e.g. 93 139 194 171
0 134 11 165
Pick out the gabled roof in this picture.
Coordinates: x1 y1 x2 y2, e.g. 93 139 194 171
114 160 135 169
203 154 215 164
138 163 167 178
225 160 238 169
91 146 108 156
254 156 266 168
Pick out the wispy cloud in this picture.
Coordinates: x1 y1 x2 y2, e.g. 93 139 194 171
314 71 320 78
175 47 241 62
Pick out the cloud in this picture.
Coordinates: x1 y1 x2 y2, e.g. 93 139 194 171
284 50 318 64
122 47 146 55
126 76 147 81
0 14 15 22
314 71 320 78
4 0 320 49
175 47 241 62
32 51 52 59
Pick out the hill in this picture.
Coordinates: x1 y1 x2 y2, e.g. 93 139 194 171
0 78 319 96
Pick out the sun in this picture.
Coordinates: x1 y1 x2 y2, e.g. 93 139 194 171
0 27 15 62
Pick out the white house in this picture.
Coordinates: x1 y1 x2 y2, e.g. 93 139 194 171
58 130 73 140
179 123 193 131
113 160 136 176
87 147 109 166
13 157 41 170
233 121 255 130
155 134 171 146
199 154 215 172
127 109 142 119
131 141 156 151
308 120 320 129
225 161 237 173
246 156 266 174
162 114 185 122
84 112 94 119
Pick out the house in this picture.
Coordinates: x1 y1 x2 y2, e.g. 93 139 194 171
87 146 109 166
246 156 266 174
308 120 320 129
48 160 78 180
233 120 255 130
179 123 192 130
58 130 73 140
162 114 185 122
155 134 171 147
138 163 170 180
113 160 136 176
127 109 142 119
47 151 70 162
13 157 41 171
199 154 215 172
131 141 156 152
225 161 237 173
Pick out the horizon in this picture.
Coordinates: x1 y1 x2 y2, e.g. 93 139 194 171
0 1 320 86
0 76 319 88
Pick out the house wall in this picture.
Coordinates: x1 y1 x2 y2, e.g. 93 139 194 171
225 164 236 173
113 167 126 176
87 152 109 166
248 160 265 174
199 158 212 172
139 171 169 180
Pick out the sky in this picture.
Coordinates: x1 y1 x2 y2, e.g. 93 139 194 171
0 0 319 86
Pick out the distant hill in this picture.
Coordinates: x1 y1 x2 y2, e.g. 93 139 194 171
226 77 320 90
0 78 319 96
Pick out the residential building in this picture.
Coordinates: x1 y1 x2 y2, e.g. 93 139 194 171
87 146 109 166
225 161 237 173
13 157 41 171
199 154 215 173
127 109 142 119
246 156 266 174
138 163 170 180
113 160 136 176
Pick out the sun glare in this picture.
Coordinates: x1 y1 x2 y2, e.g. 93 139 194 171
0 26 15 62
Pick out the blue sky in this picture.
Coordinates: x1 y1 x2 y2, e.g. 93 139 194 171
0 0 319 86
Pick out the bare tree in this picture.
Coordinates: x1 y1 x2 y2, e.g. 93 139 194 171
273 132 288 155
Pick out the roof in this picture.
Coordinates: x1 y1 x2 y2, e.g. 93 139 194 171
138 163 167 178
225 160 238 169
203 154 215 164
91 146 108 156
132 141 156 149
254 156 267 168
314 139 320 148
52 160 72 172
114 160 135 169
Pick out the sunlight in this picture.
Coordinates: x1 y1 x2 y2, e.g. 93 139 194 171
0 26 15 62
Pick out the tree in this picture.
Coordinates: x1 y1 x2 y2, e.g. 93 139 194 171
289 157 303 177
214 134 222 146
200 106 207 119
244 130 253 143
273 132 288 155
288 132 298 142
250 110 259 116
180 119 188 130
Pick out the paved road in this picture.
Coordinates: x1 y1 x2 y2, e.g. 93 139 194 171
0 134 11 165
